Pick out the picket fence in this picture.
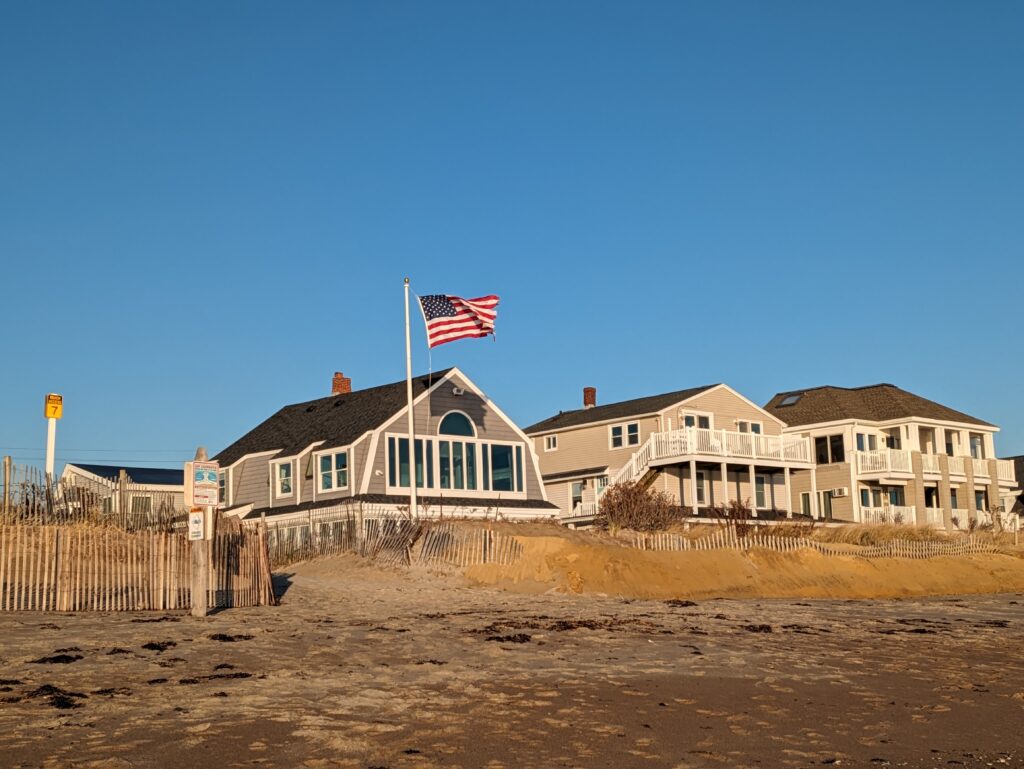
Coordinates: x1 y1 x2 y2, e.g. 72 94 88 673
0 524 275 612
263 511 524 570
632 530 999 559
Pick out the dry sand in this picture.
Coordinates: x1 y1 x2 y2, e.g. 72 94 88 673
1 545 1023 768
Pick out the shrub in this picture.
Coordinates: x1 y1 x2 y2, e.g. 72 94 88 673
596 481 686 533
707 499 755 538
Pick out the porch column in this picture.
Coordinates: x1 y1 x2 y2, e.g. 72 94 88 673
689 460 698 516
810 466 819 519
783 466 792 518
720 462 729 508
748 463 757 518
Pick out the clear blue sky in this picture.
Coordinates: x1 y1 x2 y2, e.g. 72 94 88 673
2 1 1022 470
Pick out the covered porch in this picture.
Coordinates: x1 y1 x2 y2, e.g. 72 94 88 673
667 459 799 519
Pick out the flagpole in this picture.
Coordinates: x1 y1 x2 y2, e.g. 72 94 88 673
404 277 418 520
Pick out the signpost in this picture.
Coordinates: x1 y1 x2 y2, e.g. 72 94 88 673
43 393 63 483
185 449 218 618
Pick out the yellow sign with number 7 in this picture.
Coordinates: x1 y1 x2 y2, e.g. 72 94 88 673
45 393 63 420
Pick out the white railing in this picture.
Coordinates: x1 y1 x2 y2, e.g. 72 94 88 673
951 508 969 525
947 456 966 475
974 509 993 526
997 459 1016 483
855 449 912 475
860 505 915 525
565 502 598 520
921 454 941 474
610 427 812 487
924 507 944 527
971 458 989 478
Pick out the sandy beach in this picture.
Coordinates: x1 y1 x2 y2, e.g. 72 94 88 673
1 549 1023 769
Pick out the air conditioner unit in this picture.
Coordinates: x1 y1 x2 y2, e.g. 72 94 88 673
832 487 849 498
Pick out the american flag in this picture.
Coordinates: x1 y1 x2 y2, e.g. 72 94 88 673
418 294 500 348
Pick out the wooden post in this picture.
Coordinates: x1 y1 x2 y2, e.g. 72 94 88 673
2 455 10 519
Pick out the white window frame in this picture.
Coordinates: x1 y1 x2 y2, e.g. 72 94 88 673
609 421 640 450
384 432 527 499
737 420 763 435
800 492 811 516
681 410 714 430
315 448 350 493
754 474 768 509
544 435 558 452
274 461 294 498
695 470 707 505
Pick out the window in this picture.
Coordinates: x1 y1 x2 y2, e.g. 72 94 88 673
385 433 523 494
276 463 293 496
779 393 802 407
860 488 871 508
544 435 557 452
755 475 767 509
219 472 226 504
856 433 876 451
950 488 958 508
683 413 711 429
801 492 811 516
872 488 882 508
610 422 639 449
319 451 349 491
887 486 905 506
815 435 845 464
738 421 762 434
596 475 609 495
695 470 706 505
571 482 583 509
945 432 956 456
439 411 475 437
821 490 833 520
975 490 988 511
490 444 514 491
924 487 939 508
969 434 984 459
130 496 152 515
885 430 901 450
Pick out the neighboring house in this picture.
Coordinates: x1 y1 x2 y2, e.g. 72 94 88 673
524 384 814 525
763 384 1018 529
60 463 185 516
213 369 556 523
1004 455 1023 518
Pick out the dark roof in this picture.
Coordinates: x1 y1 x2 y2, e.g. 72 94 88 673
524 384 719 434
67 463 184 486
764 384 994 428
542 466 609 482
214 370 454 466
238 494 558 520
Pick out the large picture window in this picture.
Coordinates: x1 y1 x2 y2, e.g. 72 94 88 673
814 435 845 464
386 429 524 495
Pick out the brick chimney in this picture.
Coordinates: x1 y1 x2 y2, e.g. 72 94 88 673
332 372 352 395
583 386 597 409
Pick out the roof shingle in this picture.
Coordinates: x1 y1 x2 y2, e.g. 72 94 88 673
763 384 993 428
524 384 718 434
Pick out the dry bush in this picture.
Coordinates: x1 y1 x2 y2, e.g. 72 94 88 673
766 519 819 539
596 481 688 533
707 499 755 538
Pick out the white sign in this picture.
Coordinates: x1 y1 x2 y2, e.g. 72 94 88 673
185 460 220 507
187 511 205 541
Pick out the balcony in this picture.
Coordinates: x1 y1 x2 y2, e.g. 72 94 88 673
611 427 812 486
855 449 912 476
947 456 966 476
997 459 1016 483
921 454 941 474
971 458 990 478
924 507 944 527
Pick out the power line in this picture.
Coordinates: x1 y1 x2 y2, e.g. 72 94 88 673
0 447 194 453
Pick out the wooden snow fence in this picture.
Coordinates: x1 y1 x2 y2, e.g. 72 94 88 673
413 523 524 570
632 531 1000 560
0 524 275 612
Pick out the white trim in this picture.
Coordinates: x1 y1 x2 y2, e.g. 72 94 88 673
437 409 478 438
735 419 764 435
696 384 788 428
272 459 294 499
313 446 352 494
679 409 714 431
608 421 641 450
220 448 290 472
544 435 558 452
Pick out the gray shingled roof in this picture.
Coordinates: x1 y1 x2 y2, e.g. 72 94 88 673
763 384 994 428
214 370 454 466
524 385 718 434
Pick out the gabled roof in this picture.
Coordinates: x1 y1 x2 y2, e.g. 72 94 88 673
763 384 994 428
214 370 454 466
67 463 184 486
524 384 718 434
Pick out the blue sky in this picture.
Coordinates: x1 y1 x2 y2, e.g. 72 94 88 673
1 1 1022 470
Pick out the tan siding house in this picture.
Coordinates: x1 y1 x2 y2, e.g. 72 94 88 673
526 384 813 524
765 384 1018 529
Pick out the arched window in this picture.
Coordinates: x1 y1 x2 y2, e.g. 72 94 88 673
439 412 475 437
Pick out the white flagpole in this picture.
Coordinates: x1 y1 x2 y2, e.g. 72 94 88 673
404 277 418 520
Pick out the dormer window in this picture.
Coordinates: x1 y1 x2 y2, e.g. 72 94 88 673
276 463 293 496
319 451 349 491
